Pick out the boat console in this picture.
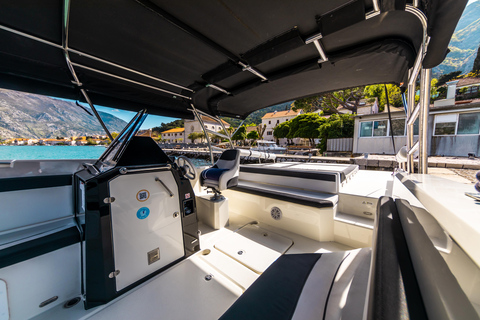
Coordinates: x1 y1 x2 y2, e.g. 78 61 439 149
74 112 200 308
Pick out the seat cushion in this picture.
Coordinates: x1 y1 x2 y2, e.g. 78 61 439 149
201 168 228 181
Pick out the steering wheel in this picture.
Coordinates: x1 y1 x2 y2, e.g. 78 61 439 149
175 156 197 180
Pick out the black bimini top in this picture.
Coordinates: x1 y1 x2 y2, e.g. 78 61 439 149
0 0 467 119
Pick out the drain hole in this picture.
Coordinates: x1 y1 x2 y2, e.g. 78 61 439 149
201 249 211 256
64 297 81 309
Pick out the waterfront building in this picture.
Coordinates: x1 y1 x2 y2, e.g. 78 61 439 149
261 109 303 145
161 128 185 143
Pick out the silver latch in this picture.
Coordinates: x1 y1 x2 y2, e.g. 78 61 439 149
103 197 116 204
109 270 120 278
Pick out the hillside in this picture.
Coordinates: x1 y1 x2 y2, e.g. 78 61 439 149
222 101 293 127
0 89 127 139
433 1 480 77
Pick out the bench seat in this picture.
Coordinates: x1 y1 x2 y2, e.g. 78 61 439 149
231 181 338 209
220 248 371 320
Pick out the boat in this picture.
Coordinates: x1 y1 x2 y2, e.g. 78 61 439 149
1 1 479 319
251 140 287 154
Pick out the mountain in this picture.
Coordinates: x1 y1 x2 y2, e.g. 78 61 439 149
433 1 480 77
0 89 127 139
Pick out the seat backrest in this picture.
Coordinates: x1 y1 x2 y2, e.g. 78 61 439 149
367 196 479 320
215 149 240 170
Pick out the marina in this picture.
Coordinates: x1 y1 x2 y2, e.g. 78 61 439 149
0 1 479 320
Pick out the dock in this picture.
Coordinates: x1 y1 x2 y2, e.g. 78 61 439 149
164 149 480 171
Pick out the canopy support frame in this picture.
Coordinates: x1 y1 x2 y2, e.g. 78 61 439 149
405 5 430 174
63 0 113 141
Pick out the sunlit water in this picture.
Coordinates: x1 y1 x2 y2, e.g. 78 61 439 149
0 145 210 167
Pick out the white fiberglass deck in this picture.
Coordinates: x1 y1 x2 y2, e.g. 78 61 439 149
31 212 352 320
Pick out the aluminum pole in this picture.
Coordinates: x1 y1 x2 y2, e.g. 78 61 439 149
407 71 416 173
190 104 214 165
418 68 431 174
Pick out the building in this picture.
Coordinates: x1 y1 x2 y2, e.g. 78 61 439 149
184 116 230 143
261 109 302 144
352 79 480 156
161 128 185 143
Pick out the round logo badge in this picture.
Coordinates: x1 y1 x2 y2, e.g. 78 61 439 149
137 207 150 220
136 189 150 202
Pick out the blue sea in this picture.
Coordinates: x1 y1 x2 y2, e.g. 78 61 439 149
0 145 210 167
0 145 106 160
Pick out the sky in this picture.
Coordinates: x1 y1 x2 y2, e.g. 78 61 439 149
94 105 179 130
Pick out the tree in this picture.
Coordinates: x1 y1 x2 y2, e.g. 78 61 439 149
472 44 480 74
317 113 355 153
273 122 291 144
231 126 247 145
247 130 259 144
188 132 202 143
364 84 402 111
293 88 364 114
288 113 326 147
257 124 266 139
437 71 462 86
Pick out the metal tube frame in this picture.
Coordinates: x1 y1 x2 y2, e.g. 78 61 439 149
405 5 429 174
0 24 193 98
189 104 214 165
63 0 113 141
418 68 431 174
189 108 234 148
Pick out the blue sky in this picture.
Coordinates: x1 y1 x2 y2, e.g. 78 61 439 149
95 105 179 130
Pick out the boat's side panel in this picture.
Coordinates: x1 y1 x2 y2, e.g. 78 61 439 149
0 186 73 232
0 244 81 320
223 189 335 242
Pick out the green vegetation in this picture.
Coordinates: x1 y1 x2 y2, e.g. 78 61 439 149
292 88 364 114
273 113 355 152
231 126 247 145
151 119 184 135
472 44 480 73
364 84 402 111
187 132 203 143
246 130 259 141
221 102 292 127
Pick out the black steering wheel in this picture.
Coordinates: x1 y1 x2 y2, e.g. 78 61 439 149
175 156 197 180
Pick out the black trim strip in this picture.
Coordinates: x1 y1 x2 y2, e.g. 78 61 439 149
0 227 81 268
231 185 334 208
0 174 72 192
240 167 337 182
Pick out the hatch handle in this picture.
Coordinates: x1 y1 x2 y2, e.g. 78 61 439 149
155 177 174 197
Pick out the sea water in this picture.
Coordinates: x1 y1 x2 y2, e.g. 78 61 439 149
0 145 210 167
0 145 105 160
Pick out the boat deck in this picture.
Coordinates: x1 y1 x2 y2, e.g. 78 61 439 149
32 212 352 320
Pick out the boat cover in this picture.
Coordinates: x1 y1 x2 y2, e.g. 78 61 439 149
0 0 467 119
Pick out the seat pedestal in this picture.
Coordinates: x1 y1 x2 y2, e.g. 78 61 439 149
197 195 229 229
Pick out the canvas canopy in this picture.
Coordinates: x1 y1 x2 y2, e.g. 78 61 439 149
0 0 467 119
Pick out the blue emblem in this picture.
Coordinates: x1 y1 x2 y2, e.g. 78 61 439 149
137 207 150 219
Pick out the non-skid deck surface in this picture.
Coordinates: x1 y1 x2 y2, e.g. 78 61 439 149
214 224 293 274
32 258 242 320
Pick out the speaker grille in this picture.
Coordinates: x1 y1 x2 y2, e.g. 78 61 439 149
270 207 282 220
